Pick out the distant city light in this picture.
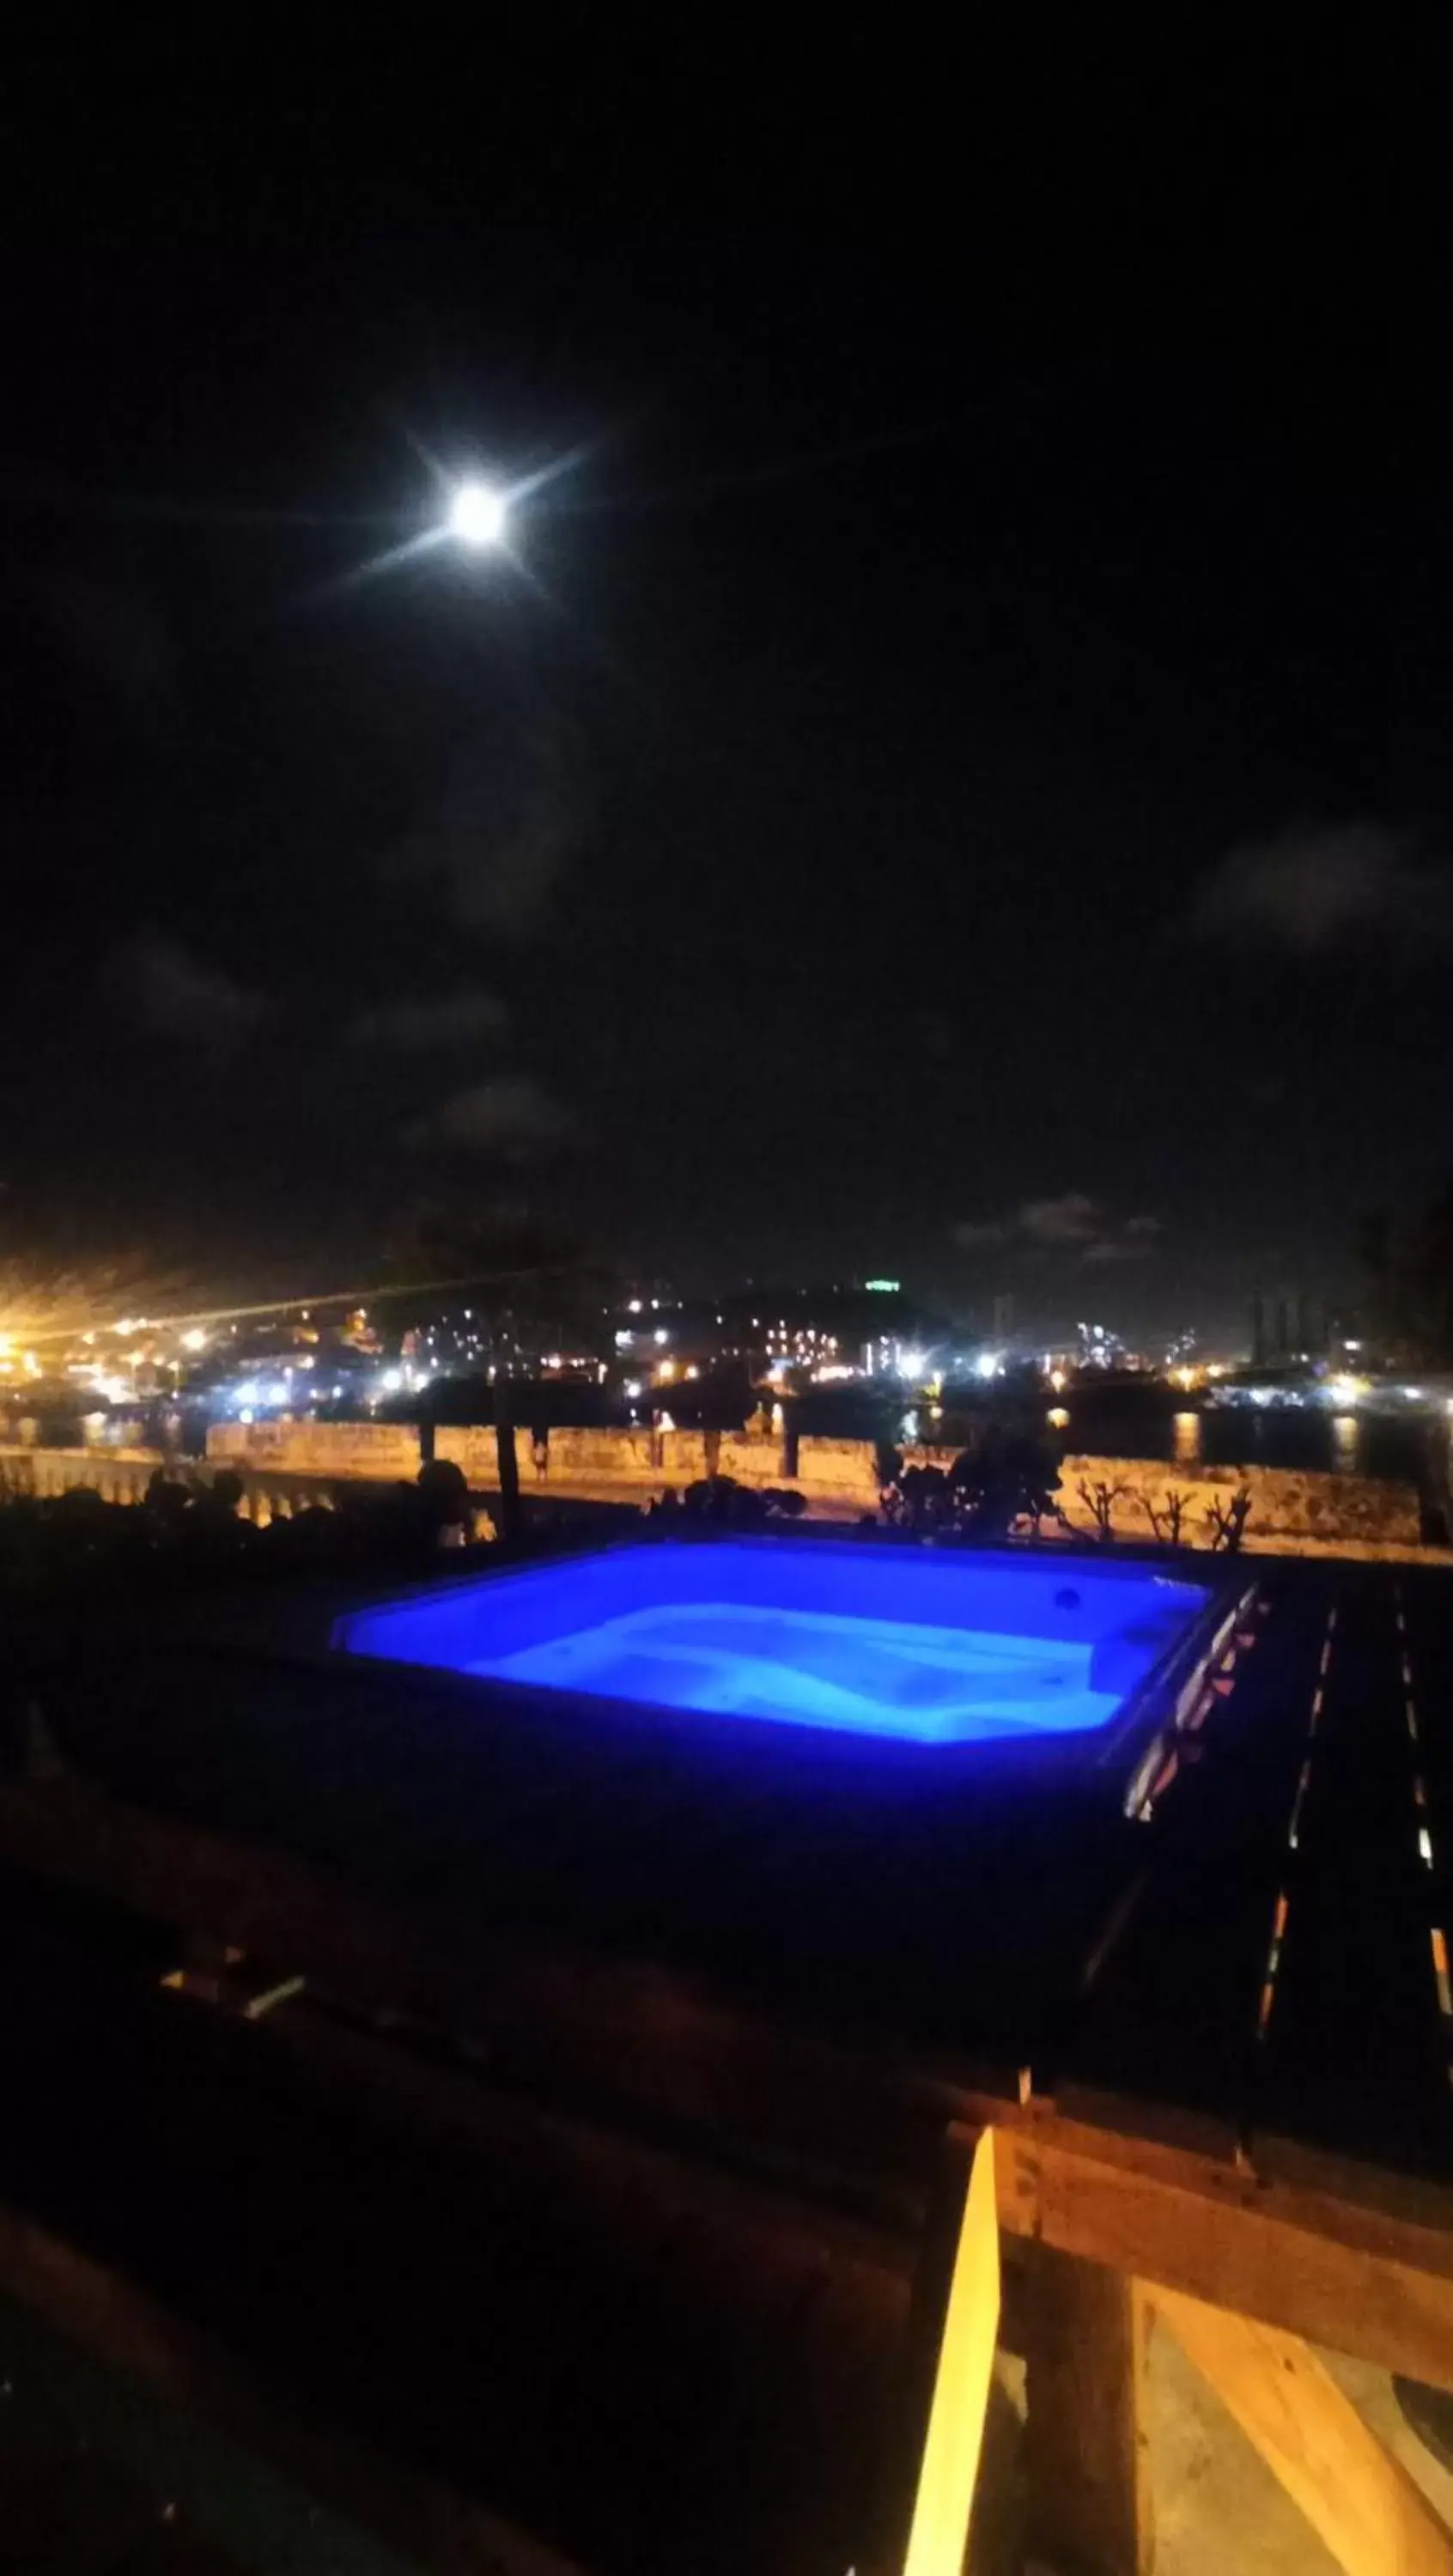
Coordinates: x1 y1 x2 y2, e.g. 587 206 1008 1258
897 1346 928 1380
1326 1373 1368 1408
448 480 508 547
1049 1367 1067 1393
628 1298 642 1315
654 1327 669 1345
180 1327 208 1352
975 1352 1003 1381
623 1379 642 1398
865 1279 900 1293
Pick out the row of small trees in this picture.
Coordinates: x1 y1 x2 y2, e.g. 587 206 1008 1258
1074 1479 1253 1552
874 1444 1254 1552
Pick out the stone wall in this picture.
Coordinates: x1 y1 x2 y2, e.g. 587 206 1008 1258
794 1437 884 1510
0 1444 170 1505
188 1417 1427 1552
1055 1454 1422 1549
440 1424 787 1489
205 1419 423 1482
715 1431 787 1486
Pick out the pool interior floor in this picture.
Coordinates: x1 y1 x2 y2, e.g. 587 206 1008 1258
472 1600 1124 1743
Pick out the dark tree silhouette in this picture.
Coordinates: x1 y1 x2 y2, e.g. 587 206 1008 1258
392 1206 613 1546
1076 1479 1126 1545
1142 1488 1194 1546
1205 1488 1253 1552
1358 1182 1453 1364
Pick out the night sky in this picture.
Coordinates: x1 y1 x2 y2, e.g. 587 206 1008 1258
3 36 1449 1343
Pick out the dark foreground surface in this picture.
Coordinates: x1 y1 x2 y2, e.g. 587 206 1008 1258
1 1540 1451 2568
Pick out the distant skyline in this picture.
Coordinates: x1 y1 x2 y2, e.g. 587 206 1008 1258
3 39 1448 1340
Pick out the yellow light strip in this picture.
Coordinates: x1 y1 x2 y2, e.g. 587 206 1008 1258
903 2129 1000 2576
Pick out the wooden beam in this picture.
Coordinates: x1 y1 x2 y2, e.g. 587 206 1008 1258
1154 2281 1453 2576
1021 2243 1153 2576
997 2123 1453 2393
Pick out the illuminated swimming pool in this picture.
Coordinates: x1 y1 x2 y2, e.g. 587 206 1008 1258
336 1542 1213 1748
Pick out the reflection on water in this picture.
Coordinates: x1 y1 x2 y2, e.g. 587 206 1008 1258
1173 1411 1202 1466
1057 1397 1429 1482
1331 1413 1361 1473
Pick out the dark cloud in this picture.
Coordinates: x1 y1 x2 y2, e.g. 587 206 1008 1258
38 569 178 737
382 713 589 940
103 934 268 1052
1185 823 1453 957
351 989 508 1052
405 1075 578 1158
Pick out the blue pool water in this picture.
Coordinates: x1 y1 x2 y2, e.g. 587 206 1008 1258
337 1542 1211 1747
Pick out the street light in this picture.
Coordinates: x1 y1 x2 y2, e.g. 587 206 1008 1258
448 480 508 548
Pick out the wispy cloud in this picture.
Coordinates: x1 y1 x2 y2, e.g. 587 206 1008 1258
351 988 508 1052
103 934 268 1052
1018 1192 1098 1245
953 1195 1160 1265
405 1075 578 1158
1184 821 1453 957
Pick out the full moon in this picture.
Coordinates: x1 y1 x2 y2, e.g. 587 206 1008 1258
448 480 508 547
